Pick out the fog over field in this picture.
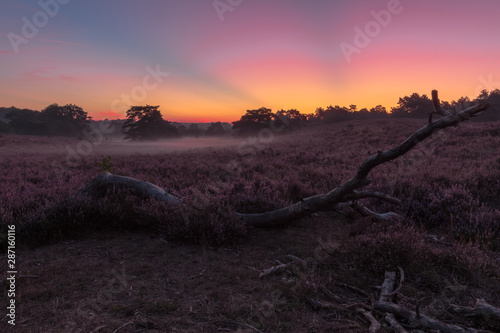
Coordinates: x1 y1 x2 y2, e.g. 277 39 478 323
0 134 246 155
96 136 242 155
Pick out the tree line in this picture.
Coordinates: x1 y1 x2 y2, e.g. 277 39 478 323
1 89 499 139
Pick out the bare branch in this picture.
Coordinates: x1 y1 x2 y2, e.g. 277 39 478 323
449 298 500 322
384 314 409 333
374 301 481 333
239 93 489 227
307 298 339 311
350 201 401 221
381 266 405 298
379 271 396 302
347 190 402 205
357 308 382 333
259 255 307 278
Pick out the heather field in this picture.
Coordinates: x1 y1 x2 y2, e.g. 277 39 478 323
1 119 500 332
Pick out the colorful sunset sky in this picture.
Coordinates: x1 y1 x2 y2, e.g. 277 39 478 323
1 0 499 122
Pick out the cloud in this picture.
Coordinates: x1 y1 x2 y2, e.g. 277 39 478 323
21 66 79 82
36 38 91 48
0 33 91 49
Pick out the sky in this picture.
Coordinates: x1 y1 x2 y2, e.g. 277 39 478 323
1 0 499 122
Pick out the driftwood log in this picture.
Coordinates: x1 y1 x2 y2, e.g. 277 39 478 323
74 90 488 228
75 172 180 203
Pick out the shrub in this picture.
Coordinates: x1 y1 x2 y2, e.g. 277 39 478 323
156 195 247 246
403 184 500 246
94 155 114 173
340 223 498 285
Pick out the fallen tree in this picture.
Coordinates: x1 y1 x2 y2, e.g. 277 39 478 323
74 90 488 228
237 90 489 227
75 172 180 203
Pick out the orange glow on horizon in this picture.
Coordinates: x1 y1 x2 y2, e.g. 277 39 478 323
2 1 500 123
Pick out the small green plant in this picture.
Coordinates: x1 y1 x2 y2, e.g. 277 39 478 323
95 155 114 173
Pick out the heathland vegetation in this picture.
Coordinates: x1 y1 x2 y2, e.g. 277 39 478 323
1 91 499 331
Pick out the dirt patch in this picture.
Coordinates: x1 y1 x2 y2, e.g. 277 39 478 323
3 214 370 333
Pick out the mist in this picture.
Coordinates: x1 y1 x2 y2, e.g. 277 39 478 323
92 136 242 155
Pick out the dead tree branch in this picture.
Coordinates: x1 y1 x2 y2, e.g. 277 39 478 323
379 271 396 303
384 314 409 333
346 190 402 205
449 298 500 323
238 91 489 227
429 89 453 123
259 255 307 278
357 308 382 333
374 301 482 333
349 201 401 221
381 266 405 298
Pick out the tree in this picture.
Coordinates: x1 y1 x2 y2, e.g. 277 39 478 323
206 121 226 136
6 103 91 137
122 105 178 141
323 105 350 122
40 103 91 136
186 123 203 137
0 120 12 133
369 105 388 116
474 89 500 121
176 124 188 136
390 93 434 118
451 96 472 112
314 107 326 120
5 108 48 135
276 109 307 131
232 107 275 136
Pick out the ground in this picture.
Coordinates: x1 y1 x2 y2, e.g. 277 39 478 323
4 214 375 333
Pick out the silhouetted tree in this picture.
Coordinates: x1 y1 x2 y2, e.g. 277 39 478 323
314 107 326 120
276 109 307 131
451 96 472 112
474 89 500 121
122 105 178 141
5 108 48 135
232 107 275 136
0 120 12 133
354 108 368 119
176 124 188 136
369 105 388 116
476 89 490 101
40 103 91 136
390 93 434 118
186 123 202 137
4 105 92 136
324 105 350 122
206 121 226 136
